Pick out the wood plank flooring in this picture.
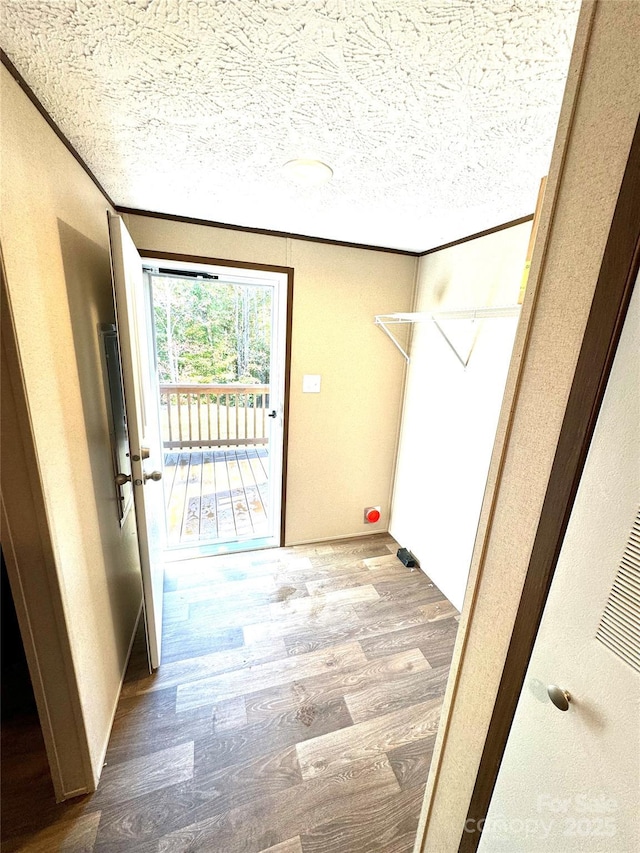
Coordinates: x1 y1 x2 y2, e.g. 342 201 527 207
165 447 269 546
0 534 459 853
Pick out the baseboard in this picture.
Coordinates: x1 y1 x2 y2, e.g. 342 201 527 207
285 529 394 547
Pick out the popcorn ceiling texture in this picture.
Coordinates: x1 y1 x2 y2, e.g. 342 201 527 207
2 0 580 251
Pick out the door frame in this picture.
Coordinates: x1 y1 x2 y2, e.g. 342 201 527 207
452 122 640 851
139 250 294 548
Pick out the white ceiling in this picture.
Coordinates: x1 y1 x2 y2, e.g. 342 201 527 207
2 0 581 252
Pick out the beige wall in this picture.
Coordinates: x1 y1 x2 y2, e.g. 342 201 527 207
390 223 530 610
417 1 640 848
1 60 415 799
1 67 142 793
124 214 417 544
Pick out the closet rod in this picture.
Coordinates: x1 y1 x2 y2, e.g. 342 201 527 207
374 304 521 365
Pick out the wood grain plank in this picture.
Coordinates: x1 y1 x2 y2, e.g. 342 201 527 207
344 664 450 724
171 572 278 600
296 697 443 781
195 697 352 776
307 539 395 563
237 450 268 534
186 584 308 624
350 587 445 622
126 638 288 695
418 599 459 622
156 755 400 853
199 449 218 540
161 623 245 665
243 605 359 646
175 641 368 712
191 744 303 814
305 565 408 595
226 450 252 537
106 693 247 766
299 785 424 853
166 452 191 545
362 553 403 569
0 811 101 853
213 450 236 539
275 555 314 572
372 575 442 604
387 737 437 791
245 649 431 724
3 533 452 853
178 601 275 633
163 445 275 547
182 592 367 641
283 606 447 657
246 446 269 510
304 547 395 572
92 781 215 851
161 597 190 625
358 617 459 664
213 695 248 733
94 742 194 806
163 452 179 511
268 585 379 622
182 451 203 541
259 837 302 853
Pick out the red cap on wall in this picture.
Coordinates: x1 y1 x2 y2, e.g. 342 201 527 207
365 507 381 524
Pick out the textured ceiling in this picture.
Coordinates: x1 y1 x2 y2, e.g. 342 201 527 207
2 0 581 251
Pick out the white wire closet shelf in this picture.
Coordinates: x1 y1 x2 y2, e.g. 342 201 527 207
374 304 521 367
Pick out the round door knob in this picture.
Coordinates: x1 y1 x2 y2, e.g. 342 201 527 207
144 470 162 482
547 684 571 711
115 473 131 486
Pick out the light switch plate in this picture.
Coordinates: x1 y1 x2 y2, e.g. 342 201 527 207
303 374 321 393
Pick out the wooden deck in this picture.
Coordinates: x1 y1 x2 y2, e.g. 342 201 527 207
164 447 269 546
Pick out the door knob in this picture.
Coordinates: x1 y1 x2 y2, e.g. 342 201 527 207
115 473 131 486
268 410 277 418
547 684 571 711
144 470 162 482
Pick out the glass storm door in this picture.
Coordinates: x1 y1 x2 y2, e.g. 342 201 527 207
146 259 289 553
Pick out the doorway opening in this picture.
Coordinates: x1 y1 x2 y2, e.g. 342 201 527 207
143 257 291 560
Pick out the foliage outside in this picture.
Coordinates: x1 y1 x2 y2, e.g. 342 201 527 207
152 276 272 386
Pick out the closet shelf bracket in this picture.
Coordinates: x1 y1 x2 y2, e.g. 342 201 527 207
374 314 412 362
374 305 521 367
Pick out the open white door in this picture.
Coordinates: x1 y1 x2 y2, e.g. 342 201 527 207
108 213 165 669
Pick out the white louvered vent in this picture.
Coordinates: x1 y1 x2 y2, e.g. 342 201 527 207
596 508 640 673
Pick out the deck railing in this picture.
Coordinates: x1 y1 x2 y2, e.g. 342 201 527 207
159 383 270 449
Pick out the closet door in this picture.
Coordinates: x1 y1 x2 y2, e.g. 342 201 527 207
479 278 639 852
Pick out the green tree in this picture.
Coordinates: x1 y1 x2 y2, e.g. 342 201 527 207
152 276 271 386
